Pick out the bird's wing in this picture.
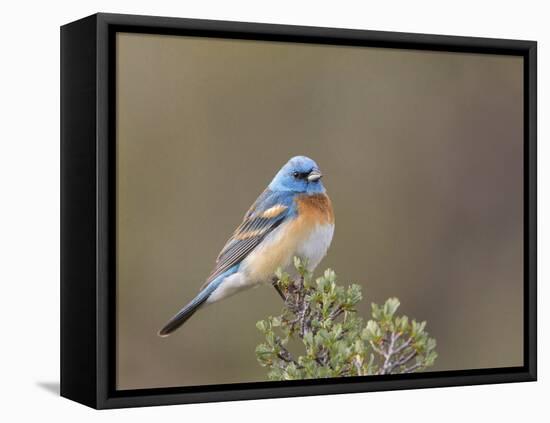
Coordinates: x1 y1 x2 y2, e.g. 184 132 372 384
200 189 295 290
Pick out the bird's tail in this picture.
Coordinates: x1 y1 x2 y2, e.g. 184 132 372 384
157 266 238 337
157 287 211 337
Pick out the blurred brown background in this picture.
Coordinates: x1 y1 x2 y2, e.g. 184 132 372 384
116 33 523 390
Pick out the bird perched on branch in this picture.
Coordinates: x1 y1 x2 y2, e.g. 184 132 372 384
158 156 334 336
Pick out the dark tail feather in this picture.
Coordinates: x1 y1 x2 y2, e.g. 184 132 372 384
158 289 211 337
159 266 238 337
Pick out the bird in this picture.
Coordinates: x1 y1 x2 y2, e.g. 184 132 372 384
158 155 334 337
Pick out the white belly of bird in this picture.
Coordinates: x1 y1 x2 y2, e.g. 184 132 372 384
295 223 335 272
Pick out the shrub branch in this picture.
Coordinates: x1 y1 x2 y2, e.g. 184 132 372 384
255 258 438 380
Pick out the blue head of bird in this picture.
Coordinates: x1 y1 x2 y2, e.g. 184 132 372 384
269 156 325 194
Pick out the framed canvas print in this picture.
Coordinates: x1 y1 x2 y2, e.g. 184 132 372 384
60 13 537 409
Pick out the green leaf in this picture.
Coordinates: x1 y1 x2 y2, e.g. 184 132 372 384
384 297 400 317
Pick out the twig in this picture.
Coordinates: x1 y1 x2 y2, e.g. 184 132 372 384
328 306 344 321
275 340 301 367
402 362 423 373
392 337 412 355
353 356 363 376
393 350 417 368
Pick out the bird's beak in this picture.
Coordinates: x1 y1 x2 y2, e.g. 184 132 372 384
307 169 323 182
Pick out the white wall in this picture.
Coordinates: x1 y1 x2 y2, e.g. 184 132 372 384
1 0 546 421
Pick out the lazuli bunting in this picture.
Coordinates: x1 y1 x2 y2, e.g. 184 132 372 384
159 156 334 336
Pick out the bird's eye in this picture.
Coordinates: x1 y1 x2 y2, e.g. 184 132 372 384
293 171 310 180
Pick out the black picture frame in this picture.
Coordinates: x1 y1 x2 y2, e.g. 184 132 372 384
60 12 537 409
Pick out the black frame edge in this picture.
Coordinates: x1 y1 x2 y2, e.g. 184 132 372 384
526 42 537 381
99 370 535 409
60 14 99 408
95 12 536 50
